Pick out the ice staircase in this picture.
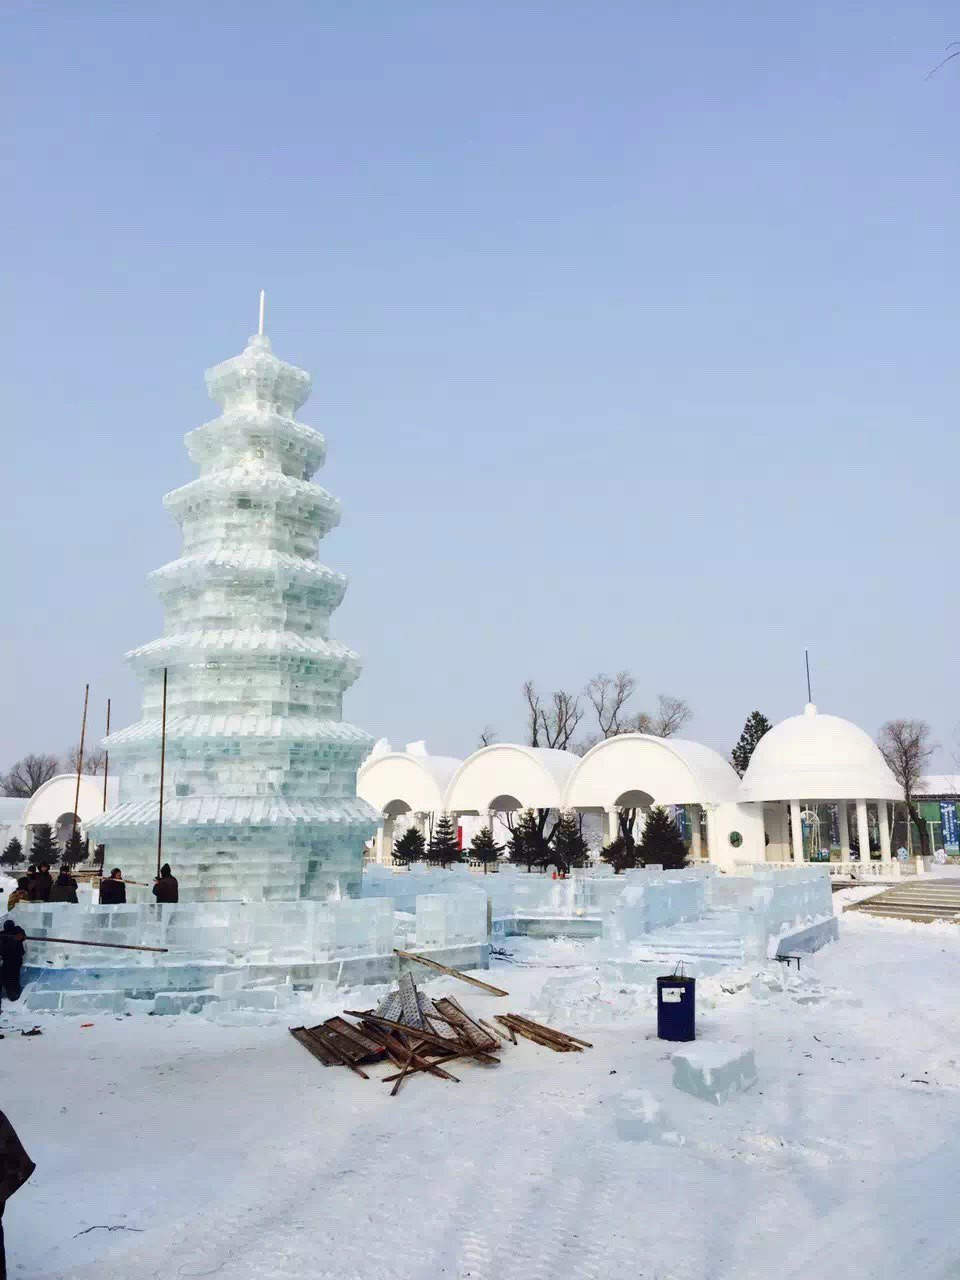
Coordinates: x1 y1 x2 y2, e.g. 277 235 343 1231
624 911 746 968
845 880 960 924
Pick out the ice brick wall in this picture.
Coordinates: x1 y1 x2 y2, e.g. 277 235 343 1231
415 891 488 948
604 869 708 943
6 898 397 967
86 332 377 900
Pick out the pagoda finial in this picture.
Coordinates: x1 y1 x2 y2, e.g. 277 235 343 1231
258 289 265 337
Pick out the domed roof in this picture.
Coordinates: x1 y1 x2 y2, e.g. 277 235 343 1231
738 703 902 802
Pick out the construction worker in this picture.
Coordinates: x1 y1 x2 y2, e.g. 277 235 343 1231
0 923 26 1003
99 868 126 905
152 863 179 904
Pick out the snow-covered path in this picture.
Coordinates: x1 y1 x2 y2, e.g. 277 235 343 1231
3 913 960 1280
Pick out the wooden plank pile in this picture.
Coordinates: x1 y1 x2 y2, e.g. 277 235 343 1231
493 1014 592 1053
289 952 591 1095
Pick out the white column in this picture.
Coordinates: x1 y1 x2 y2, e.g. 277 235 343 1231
878 800 891 863
704 806 720 863
690 805 702 861
838 801 850 859
374 821 386 864
856 799 870 866
605 808 619 845
789 799 804 863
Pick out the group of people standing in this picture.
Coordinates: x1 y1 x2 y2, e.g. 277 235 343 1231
5 862 179 911
6 863 78 909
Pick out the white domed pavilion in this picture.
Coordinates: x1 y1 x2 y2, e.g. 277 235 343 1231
739 703 901 863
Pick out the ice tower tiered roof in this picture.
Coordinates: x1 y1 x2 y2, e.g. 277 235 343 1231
87 324 377 901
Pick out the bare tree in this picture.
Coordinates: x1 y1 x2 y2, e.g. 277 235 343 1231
522 682 583 750
542 689 584 750
585 671 637 738
523 681 542 747
1 753 60 797
644 694 692 739
65 743 106 776
583 673 691 743
478 725 498 748
877 719 935 856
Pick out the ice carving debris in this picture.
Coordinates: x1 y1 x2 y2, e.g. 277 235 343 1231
671 1042 757 1105
614 1089 685 1145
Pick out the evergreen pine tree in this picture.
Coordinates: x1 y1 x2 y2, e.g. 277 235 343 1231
507 809 546 872
731 710 772 777
638 805 688 869
427 812 462 867
469 824 503 872
62 826 87 867
1 836 24 869
552 811 590 872
29 823 60 866
393 825 426 866
600 835 638 874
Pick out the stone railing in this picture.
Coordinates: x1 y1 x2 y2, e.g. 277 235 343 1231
744 859 903 880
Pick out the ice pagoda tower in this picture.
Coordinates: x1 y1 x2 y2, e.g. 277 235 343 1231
87 317 377 901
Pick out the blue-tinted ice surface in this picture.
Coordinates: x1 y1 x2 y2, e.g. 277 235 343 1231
86 333 377 901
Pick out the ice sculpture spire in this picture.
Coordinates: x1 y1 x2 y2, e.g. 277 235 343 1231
87 324 377 901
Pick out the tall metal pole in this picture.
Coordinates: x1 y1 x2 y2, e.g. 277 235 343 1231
804 649 812 704
102 697 111 811
72 683 89 843
157 668 168 878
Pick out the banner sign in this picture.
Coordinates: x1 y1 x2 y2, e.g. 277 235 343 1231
939 801 958 849
673 805 688 839
829 804 841 847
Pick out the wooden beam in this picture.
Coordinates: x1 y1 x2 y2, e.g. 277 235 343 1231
393 949 509 997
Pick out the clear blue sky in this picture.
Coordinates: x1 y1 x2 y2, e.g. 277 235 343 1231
3 1 958 770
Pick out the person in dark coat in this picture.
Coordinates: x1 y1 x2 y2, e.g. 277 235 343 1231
49 869 78 904
0 1108 35 1280
0 922 26 1003
152 863 179 904
99 868 126 905
29 863 53 903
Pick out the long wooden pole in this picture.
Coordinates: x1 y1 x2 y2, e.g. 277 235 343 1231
157 667 168 878
24 935 168 954
102 697 111 811
72 683 90 843
393 949 509 997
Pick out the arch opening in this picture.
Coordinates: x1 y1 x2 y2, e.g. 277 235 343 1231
54 812 81 847
614 789 655 810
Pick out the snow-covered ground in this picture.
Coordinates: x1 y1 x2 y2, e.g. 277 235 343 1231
3 905 960 1279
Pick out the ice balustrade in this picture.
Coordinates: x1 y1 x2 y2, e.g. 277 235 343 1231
728 867 834 961
362 864 715 927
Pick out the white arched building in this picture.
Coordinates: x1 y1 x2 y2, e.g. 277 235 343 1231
2 774 120 855
357 704 904 872
359 733 763 871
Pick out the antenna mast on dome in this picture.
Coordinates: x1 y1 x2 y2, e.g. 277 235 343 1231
258 289 265 336
804 648 812 704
